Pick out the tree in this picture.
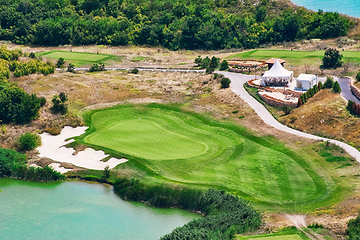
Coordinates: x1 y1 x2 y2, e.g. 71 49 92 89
356 71 360 82
324 76 334 88
67 63 76 73
0 86 41 123
220 60 229 71
332 81 341 93
29 52 36 58
209 56 220 68
347 213 360 240
220 77 231 88
194 56 202 66
102 166 110 179
17 132 41 151
56 57 66 68
282 105 292 115
89 63 105 72
321 48 343 69
51 92 68 114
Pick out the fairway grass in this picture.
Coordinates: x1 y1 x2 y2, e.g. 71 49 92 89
37 51 122 67
79 104 339 211
227 49 360 66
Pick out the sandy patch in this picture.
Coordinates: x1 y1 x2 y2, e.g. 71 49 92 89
48 163 72 174
37 126 128 170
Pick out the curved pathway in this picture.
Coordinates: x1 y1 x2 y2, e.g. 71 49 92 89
338 77 360 104
220 71 360 162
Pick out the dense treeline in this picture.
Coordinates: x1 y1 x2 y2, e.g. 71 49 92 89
0 147 65 181
113 178 261 239
0 0 352 50
0 46 55 80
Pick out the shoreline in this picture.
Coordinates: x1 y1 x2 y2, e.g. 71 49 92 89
287 0 360 20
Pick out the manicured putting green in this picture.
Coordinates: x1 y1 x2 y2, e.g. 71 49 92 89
41 51 109 62
81 104 333 208
86 119 208 160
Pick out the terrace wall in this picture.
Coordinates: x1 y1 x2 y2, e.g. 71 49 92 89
350 80 360 100
259 93 298 108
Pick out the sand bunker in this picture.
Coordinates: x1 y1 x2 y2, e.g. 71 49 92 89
37 126 128 171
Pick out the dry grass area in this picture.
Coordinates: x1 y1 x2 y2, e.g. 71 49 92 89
279 89 360 148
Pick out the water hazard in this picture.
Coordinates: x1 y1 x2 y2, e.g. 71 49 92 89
0 179 200 240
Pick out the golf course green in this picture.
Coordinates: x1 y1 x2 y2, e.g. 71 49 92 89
80 104 336 210
227 49 360 66
36 50 122 66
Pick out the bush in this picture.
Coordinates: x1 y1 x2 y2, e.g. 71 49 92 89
29 52 36 59
56 57 65 68
89 63 105 72
322 48 343 69
0 86 41 123
18 132 41 151
356 71 360 83
324 76 334 89
130 68 139 74
318 81 323 90
347 213 360 240
51 92 68 114
39 97 46 107
220 60 229 71
220 77 231 88
332 81 341 93
282 105 292 115
67 63 76 73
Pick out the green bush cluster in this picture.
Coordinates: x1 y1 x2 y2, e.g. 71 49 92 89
89 63 106 72
0 0 351 50
347 100 360 116
113 178 261 239
0 86 42 123
51 92 68 114
10 60 55 77
17 132 41 152
298 82 321 106
195 56 220 73
347 213 360 239
0 147 65 181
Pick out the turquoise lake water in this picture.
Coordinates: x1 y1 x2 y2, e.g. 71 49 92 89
291 0 360 18
0 179 201 240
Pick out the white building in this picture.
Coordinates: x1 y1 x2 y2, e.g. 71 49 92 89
261 59 293 87
296 74 317 90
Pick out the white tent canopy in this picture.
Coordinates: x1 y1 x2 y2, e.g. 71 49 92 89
261 59 293 86
296 74 317 90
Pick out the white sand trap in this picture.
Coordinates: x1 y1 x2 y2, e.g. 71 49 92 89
37 126 128 170
48 163 72 174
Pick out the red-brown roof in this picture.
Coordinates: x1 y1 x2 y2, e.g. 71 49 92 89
265 58 286 64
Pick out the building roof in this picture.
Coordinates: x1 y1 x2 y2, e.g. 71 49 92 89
265 58 286 64
262 60 293 78
297 74 317 81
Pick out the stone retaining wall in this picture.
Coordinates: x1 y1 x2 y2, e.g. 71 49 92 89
259 93 298 109
350 81 360 100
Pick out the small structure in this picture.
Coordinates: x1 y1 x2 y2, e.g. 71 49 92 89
265 58 286 70
261 60 293 87
296 74 317 90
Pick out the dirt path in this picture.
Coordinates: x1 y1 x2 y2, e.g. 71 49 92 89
285 214 326 240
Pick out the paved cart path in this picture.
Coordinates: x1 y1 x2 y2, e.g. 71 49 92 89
220 71 360 162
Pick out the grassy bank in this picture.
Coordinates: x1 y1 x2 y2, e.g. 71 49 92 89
69 103 345 212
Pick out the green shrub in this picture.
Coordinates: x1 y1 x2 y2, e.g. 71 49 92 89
220 77 231 88
321 48 343 69
326 156 349 162
232 110 239 114
220 60 229 71
89 63 105 72
18 132 41 151
0 86 41 123
51 92 68 114
332 81 341 93
39 97 46 107
324 76 334 88
347 213 360 239
282 105 292 115
29 52 36 59
56 57 65 68
67 63 76 73
130 68 139 74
